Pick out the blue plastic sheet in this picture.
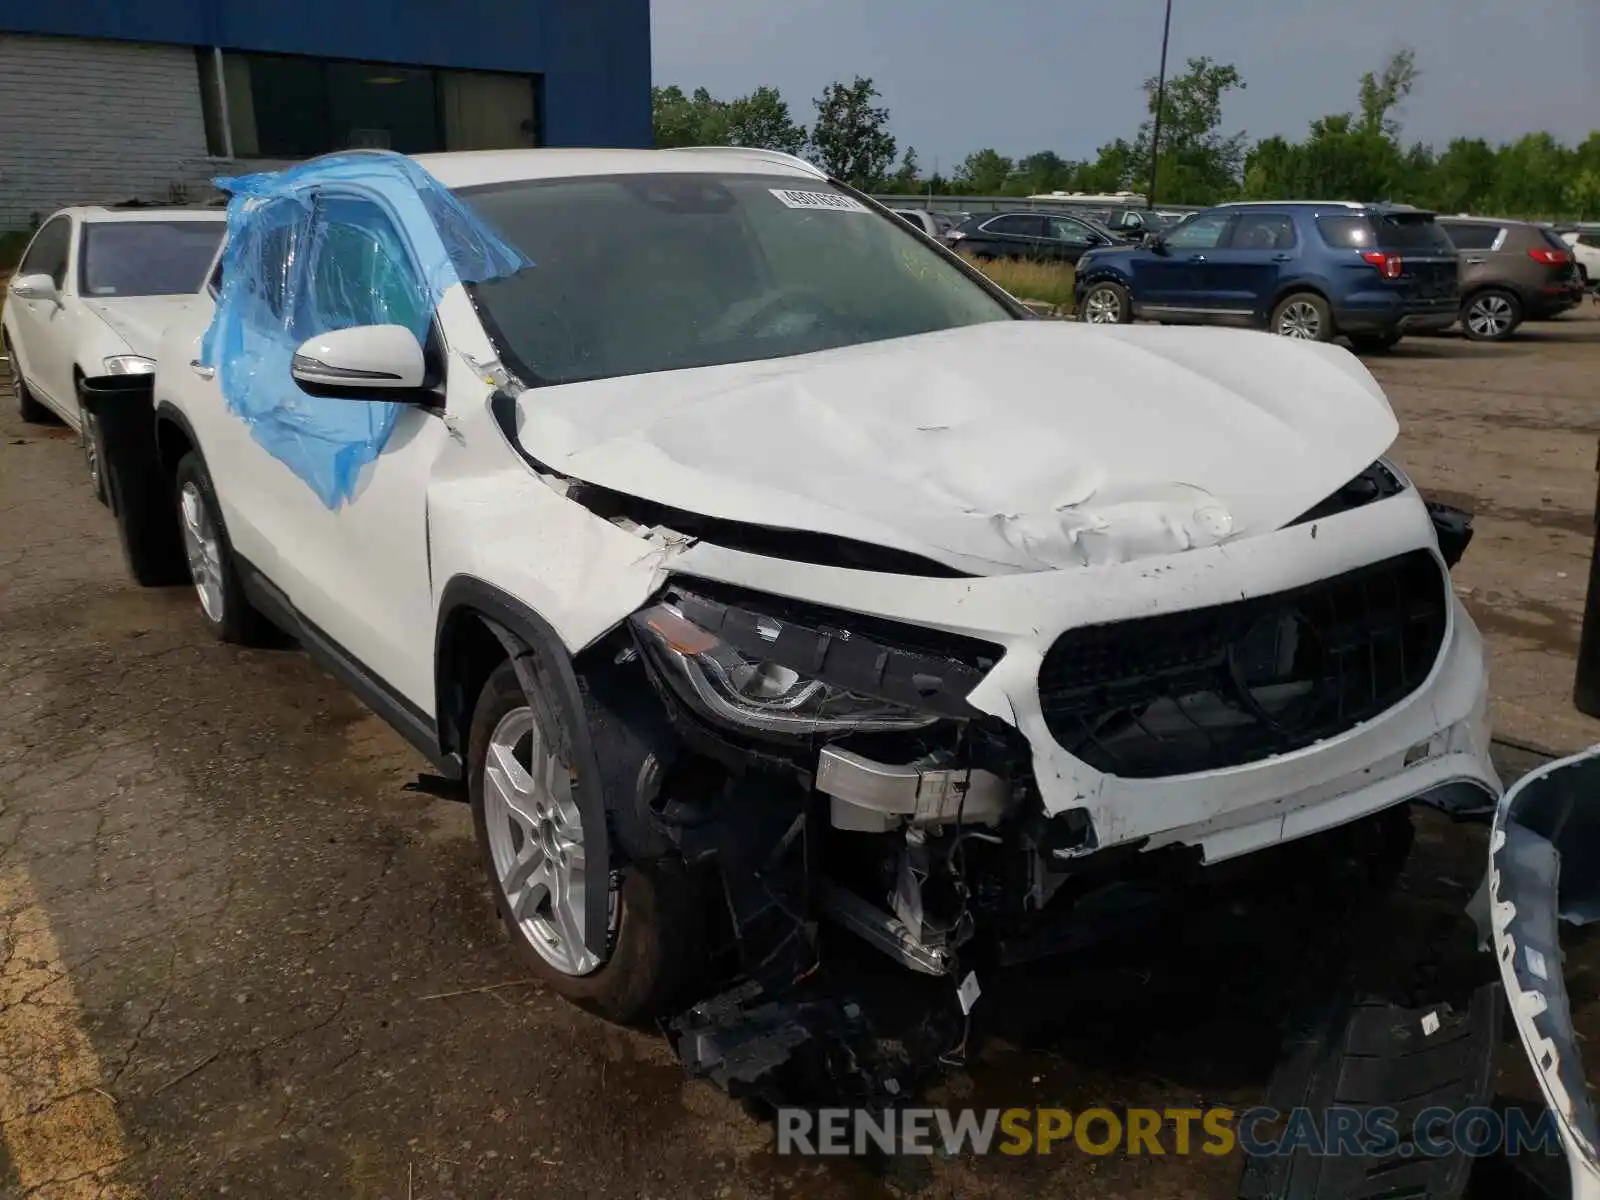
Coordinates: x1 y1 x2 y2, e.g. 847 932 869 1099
201 151 530 507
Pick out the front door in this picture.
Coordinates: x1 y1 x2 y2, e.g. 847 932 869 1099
1139 211 1235 314
7 215 77 417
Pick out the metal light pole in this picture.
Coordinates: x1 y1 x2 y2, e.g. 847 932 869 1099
1146 0 1174 210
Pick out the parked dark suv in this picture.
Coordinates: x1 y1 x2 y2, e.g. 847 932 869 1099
1436 216 1586 341
1074 202 1460 351
945 211 1127 264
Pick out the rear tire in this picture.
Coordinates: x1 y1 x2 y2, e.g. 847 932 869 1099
173 451 271 645
1461 288 1521 341
1270 292 1334 342
4 338 52 423
468 658 708 1024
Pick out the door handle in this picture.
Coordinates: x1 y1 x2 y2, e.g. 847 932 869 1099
1272 253 1292 262
1189 254 1207 263
1465 257 1486 265
189 359 215 380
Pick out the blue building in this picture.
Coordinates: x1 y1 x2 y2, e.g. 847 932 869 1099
0 1 652 229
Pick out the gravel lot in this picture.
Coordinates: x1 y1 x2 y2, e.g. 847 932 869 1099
1 309 1597 1198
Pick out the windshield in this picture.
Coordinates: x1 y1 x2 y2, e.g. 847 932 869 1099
457 173 1013 385
79 221 225 297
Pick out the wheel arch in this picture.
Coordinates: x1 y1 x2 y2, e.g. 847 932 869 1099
1267 279 1334 316
435 574 613 957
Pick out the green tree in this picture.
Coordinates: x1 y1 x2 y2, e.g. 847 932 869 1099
1014 150 1075 195
810 77 897 188
1428 138 1498 213
651 85 729 147
725 86 807 155
1357 48 1419 138
1073 139 1136 193
1131 57 1249 204
886 147 923 192
1490 132 1574 218
955 149 1015 193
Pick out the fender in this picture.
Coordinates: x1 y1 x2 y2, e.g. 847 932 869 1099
152 398 202 473
435 575 613 960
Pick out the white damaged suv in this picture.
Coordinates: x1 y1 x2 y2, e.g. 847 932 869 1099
128 148 1497 1021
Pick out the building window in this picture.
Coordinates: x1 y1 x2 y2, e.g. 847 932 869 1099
198 50 542 159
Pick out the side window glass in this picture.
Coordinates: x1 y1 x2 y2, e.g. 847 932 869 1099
20 218 70 285
1165 213 1232 251
1230 214 1296 251
304 199 427 336
1048 217 1094 246
986 215 1028 235
1443 223 1496 252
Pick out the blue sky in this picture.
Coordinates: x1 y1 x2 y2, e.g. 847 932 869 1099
651 0 1600 170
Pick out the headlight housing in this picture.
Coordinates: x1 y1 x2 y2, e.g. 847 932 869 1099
101 355 155 376
630 586 996 738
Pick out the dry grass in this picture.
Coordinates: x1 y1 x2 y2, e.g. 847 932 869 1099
963 255 1077 314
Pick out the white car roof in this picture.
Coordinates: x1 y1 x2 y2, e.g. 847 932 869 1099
410 147 827 190
48 206 227 224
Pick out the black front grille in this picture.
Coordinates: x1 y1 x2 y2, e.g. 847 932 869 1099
1037 551 1448 778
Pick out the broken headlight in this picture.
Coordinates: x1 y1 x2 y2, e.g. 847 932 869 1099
634 602 939 734
630 586 996 738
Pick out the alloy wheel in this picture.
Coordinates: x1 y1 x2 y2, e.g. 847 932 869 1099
83 411 102 497
1083 287 1124 324
1277 300 1323 339
178 482 225 623
482 706 610 976
1466 294 1514 339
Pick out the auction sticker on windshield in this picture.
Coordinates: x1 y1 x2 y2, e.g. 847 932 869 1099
770 189 870 213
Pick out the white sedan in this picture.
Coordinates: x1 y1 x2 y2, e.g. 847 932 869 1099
2 206 226 499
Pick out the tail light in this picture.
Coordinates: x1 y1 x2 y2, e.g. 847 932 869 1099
1529 247 1571 266
1361 251 1404 280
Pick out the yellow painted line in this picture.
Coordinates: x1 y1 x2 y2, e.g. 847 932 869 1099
0 868 142 1198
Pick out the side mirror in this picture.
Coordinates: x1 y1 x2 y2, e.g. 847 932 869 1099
291 325 429 399
1144 233 1169 254
9 273 60 304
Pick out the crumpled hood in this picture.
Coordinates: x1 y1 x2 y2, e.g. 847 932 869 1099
82 296 203 358
515 320 1399 575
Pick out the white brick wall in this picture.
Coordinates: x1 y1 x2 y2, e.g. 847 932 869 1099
0 34 232 230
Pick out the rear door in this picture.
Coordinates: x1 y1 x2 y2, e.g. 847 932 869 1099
1440 220 1503 294
1201 210 1297 319
978 214 1050 259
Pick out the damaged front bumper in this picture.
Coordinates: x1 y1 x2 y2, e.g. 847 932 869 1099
666 486 1499 862
1487 745 1600 1198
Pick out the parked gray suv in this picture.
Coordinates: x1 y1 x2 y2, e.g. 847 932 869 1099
1437 216 1587 341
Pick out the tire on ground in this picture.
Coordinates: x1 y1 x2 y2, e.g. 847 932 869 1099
1078 280 1132 324
172 450 272 644
5 339 53 424
1270 292 1335 342
467 657 709 1024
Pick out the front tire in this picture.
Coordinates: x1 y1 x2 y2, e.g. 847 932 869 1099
1461 288 1521 341
82 403 108 506
173 451 270 644
1271 292 1334 341
1079 281 1132 324
468 658 706 1024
